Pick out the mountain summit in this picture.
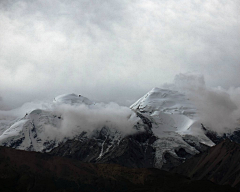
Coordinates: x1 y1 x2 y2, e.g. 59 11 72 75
131 87 196 118
53 93 94 106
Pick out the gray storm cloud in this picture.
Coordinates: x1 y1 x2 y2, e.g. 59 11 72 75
0 0 239 108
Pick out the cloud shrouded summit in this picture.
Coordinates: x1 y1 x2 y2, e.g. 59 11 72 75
0 0 239 108
163 73 240 134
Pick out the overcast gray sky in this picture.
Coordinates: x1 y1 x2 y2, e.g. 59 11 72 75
0 0 239 108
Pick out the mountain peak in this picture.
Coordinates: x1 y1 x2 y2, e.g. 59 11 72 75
130 87 196 118
150 87 162 92
53 93 94 106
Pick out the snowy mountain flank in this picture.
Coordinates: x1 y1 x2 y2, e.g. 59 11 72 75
129 87 214 169
0 88 229 170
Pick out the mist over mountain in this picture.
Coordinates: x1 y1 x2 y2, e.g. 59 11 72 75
0 1 239 191
1 75 239 172
0 73 239 177
1 73 239 137
164 73 240 134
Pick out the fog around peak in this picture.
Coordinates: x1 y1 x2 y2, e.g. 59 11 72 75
53 102 142 138
1 72 240 135
164 73 240 134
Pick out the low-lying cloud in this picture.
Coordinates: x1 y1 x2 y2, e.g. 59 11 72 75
165 73 240 134
53 102 142 138
0 98 143 139
0 72 240 137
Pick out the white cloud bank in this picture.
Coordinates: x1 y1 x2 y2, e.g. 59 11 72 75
165 73 240 134
53 102 142 138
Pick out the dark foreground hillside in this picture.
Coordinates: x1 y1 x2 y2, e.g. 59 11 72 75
0 146 236 192
173 139 240 190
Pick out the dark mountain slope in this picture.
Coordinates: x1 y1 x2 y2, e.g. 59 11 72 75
0 146 236 192
172 139 240 190
49 129 157 168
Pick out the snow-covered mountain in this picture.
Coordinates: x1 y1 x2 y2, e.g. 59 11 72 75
53 93 94 106
131 87 196 116
129 87 216 168
0 94 145 152
0 89 218 169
